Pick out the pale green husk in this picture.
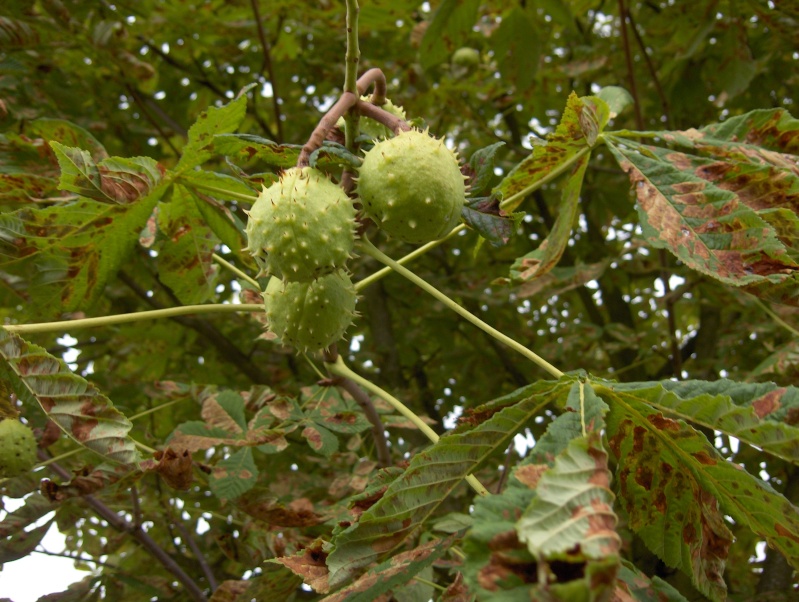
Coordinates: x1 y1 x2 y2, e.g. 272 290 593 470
0 419 37 478
263 271 357 352
357 129 466 244
245 167 356 282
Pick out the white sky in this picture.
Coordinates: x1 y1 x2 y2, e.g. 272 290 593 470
0 496 87 601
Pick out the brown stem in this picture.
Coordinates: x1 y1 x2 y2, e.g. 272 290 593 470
44 457 208 602
617 0 645 130
495 444 515 493
125 85 184 155
356 100 412 135
249 0 284 142
297 92 359 167
355 68 387 103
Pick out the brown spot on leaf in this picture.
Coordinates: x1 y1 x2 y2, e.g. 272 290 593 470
775 523 799 544
752 389 784 418
692 450 717 466
647 413 680 431
514 464 548 489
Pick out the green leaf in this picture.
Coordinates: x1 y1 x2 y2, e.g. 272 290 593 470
615 561 689 601
610 379 799 466
0 173 63 206
0 519 52 564
326 379 570 588
179 170 251 255
211 133 300 169
598 379 799 600
0 330 141 466
419 0 480 70
156 185 220 305
51 142 165 204
596 86 634 119
0 493 55 537
209 447 258 500
605 108 799 304
461 193 514 247
508 151 588 283
302 423 338 458
309 142 363 170
491 7 540 91
497 93 604 212
321 535 457 602
176 91 252 172
466 142 505 197
0 193 162 316
462 474 537 600
0 16 41 49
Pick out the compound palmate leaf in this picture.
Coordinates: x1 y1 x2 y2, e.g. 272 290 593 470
605 108 799 306
0 193 162 316
325 379 572 588
612 379 799 466
0 329 141 466
598 381 799 601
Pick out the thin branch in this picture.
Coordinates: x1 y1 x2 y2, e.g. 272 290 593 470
326 355 490 497
626 9 671 128
174 520 219 591
326 348 391 468
130 485 142 529
249 0 284 142
117 272 270 384
125 85 183 155
44 457 208 602
617 0 644 130
495 444 515 494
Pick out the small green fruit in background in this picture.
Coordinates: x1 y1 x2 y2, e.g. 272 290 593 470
357 129 466 244
263 271 357 352
452 47 480 68
245 167 356 282
0 419 37 478
337 95 407 139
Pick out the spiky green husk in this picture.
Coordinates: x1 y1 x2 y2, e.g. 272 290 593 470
357 129 466 244
264 271 357 352
0 419 37 478
245 167 356 282
337 96 407 140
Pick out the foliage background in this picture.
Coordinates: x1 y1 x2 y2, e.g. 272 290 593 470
0 0 798 600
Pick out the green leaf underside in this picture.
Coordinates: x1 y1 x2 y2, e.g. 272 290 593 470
210 447 258 500
609 379 799 466
0 329 141 465
0 493 55 538
0 194 161 316
492 7 539 91
325 379 570 588
605 108 799 304
0 519 53 564
51 142 164 204
497 93 607 212
600 380 799 600
156 185 220 305
509 152 589 283
321 534 457 602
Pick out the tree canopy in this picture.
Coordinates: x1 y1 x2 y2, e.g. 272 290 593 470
1 1 798 600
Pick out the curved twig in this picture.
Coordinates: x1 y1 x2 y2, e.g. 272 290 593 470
297 92 359 167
